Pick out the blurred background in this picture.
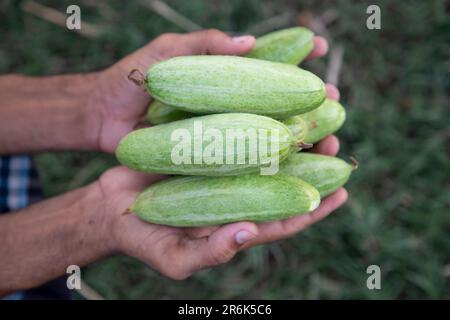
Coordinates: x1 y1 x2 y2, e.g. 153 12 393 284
1 0 449 299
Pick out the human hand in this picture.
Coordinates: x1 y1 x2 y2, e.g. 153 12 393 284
89 29 329 153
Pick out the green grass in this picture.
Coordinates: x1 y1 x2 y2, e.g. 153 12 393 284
1 0 449 299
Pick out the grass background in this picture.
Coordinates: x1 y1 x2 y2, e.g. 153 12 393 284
1 0 449 299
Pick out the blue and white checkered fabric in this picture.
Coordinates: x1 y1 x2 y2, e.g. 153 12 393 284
1 155 46 300
0 155 42 214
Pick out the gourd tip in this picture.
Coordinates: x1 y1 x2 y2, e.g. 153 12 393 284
122 208 133 216
349 156 359 170
298 141 313 150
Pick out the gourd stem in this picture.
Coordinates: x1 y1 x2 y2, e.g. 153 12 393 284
122 208 133 216
128 69 148 88
349 156 359 170
298 141 313 149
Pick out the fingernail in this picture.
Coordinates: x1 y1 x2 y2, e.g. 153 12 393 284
235 230 256 244
232 35 254 44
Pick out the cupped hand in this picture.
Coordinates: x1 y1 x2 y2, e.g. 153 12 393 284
90 29 346 279
96 84 347 280
90 29 329 153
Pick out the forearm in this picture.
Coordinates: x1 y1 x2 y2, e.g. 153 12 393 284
0 183 112 292
0 73 99 154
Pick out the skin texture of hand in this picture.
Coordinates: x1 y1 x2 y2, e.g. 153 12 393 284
97 83 347 280
90 29 329 153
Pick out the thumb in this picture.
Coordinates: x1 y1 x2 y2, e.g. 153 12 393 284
193 222 259 269
183 29 256 55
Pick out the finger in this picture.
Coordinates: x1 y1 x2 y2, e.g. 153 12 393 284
282 188 348 232
186 222 258 270
242 188 348 249
310 135 340 156
326 84 340 101
305 36 329 60
182 29 255 56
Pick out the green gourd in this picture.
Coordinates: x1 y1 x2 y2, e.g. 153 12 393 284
146 55 326 119
145 100 193 125
145 27 317 125
284 99 346 143
280 153 355 197
117 113 305 176
246 27 314 65
131 174 320 227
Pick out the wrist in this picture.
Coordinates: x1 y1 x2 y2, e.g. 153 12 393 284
80 72 104 151
0 73 103 153
74 182 118 258
0 183 116 291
